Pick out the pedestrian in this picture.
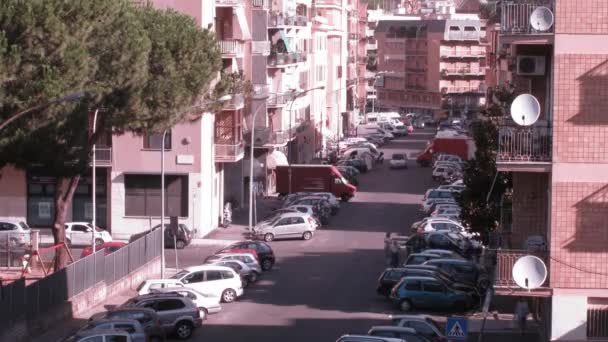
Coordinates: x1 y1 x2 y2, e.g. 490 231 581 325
515 297 529 335
390 240 400 267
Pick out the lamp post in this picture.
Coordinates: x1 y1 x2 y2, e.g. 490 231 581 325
0 92 84 131
248 95 273 231
159 94 232 279
90 108 104 254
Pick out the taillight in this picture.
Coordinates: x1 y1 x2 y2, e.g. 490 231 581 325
308 217 314 225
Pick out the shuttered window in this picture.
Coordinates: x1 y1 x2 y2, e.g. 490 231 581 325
124 174 188 217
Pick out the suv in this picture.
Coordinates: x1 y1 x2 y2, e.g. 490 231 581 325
219 240 276 271
170 265 243 303
77 319 146 342
204 253 262 276
0 218 31 247
151 287 221 320
389 276 475 312
121 293 202 339
89 307 165 341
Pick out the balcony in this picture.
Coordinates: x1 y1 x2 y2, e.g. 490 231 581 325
215 142 245 162
215 0 243 6
252 0 269 9
442 85 486 94
91 147 112 167
268 13 308 28
440 49 486 58
267 52 306 68
252 41 271 56
266 93 295 108
447 31 480 41
222 94 245 110
440 67 486 77
314 0 342 7
220 40 244 57
497 124 552 172
500 0 555 35
493 249 551 296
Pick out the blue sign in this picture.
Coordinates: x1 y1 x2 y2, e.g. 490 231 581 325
446 316 468 340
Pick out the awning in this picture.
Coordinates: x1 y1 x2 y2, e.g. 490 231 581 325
279 30 294 53
266 150 288 169
230 57 239 73
235 7 251 40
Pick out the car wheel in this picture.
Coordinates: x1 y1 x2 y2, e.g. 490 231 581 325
176 239 186 250
94 238 104 246
264 233 274 242
400 299 413 312
249 271 259 283
222 288 237 303
261 259 274 271
174 320 193 339
199 307 209 320
302 231 313 240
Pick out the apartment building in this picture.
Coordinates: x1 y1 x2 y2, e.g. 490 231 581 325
488 0 608 340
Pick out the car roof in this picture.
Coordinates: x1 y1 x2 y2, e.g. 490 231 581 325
401 276 439 281
66 222 92 225
369 326 417 333
183 264 235 272
74 329 131 337
86 318 141 326
428 258 474 265
210 252 256 259
142 278 182 284
133 292 185 301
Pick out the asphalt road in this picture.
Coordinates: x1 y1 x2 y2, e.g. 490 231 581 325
166 129 438 342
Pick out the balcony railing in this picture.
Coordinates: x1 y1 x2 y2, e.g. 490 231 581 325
267 52 306 67
447 31 480 41
92 147 112 166
440 50 486 58
441 67 485 76
252 41 271 55
252 0 269 9
494 249 549 289
497 124 552 163
220 40 244 56
315 0 342 6
268 13 308 28
500 0 555 35
216 0 243 6
215 143 245 162
442 85 486 94
266 93 295 107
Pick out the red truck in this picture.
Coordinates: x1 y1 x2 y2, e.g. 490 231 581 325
416 136 475 167
275 165 357 201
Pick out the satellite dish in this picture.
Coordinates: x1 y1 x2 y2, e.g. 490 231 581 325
512 255 548 290
530 7 554 32
510 94 540 126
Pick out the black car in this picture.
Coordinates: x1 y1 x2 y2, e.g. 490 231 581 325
405 231 480 259
423 259 490 291
376 267 479 298
402 264 477 288
129 223 193 250
219 240 276 271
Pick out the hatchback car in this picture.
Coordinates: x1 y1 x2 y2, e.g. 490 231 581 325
204 252 262 275
389 315 447 342
64 329 133 342
423 259 490 290
151 287 221 320
389 154 408 169
252 212 316 242
286 204 328 225
219 240 276 271
170 265 244 303
121 294 202 339
368 326 431 342
77 319 146 342
205 259 258 286
389 276 475 312
0 217 30 247
137 279 184 296
377 267 478 298
88 307 165 341
129 223 192 250
403 253 442 266
64 222 112 246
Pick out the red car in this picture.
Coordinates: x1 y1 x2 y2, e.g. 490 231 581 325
81 241 126 258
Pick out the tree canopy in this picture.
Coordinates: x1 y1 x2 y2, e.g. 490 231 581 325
0 0 222 268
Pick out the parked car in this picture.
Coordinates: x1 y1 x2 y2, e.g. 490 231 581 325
170 265 244 303
402 265 477 288
389 153 408 169
389 276 476 312
77 318 146 342
137 278 185 295
129 223 192 250
389 314 447 342
88 307 165 341
81 241 126 258
64 329 133 342
411 217 464 234
205 259 258 286
219 240 275 271
150 287 221 320
252 212 317 242
0 217 31 247
405 231 480 258
65 222 112 246
214 246 259 260
430 208 461 221
335 335 405 342
204 252 262 275
419 249 463 260
377 266 478 297
286 204 328 225
423 259 490 290
337 158 368 173
403 252 443 266
368 326 431 342
121 293 202 339
424 199 458 216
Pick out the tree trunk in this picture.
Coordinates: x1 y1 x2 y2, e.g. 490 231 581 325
53 175 80 270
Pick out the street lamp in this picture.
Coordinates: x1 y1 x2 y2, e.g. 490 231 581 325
0 92 84 131
159 94 232 279
90 107 107 254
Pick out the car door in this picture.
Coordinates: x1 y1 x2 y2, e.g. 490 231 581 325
273 217 292 238
70 224 89 245
180 271 206 294
290 216 307 236
421 279 446 308
152 298 186 331
403 279 425 307
204 270 226 296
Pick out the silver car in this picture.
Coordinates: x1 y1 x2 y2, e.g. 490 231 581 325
0 218 31 246
205 252 262 274
77 319 145 342
252 212 316 242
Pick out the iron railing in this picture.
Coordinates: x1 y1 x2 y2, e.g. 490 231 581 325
252 41 271 55
268 13 308 28
216 0 243 6
267 52 306 66
215 143 245 161
441 67 486 76
442 85 486 94
497 125 552 162
266 93 295 107
494 249 549 288
220 40 244 56
500 0 555 34
252 0 269 8
440 49 486 58
447 31 481 41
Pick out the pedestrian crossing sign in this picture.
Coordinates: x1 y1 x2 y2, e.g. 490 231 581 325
446 317 468 340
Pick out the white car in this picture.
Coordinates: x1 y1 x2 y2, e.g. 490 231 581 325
432 166 458 181
389 153 408 169
252 212 317 242
136 279 185 295
204 252 262 274
413 218 478 238
65 222 112 246
151 287 221 319
171 265 244 303
0 217 31 246
431 207 461 218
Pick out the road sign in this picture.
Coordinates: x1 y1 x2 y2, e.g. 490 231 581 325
446 316 468 340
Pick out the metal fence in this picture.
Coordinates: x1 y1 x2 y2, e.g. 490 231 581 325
0 232 30 268
497 125 552 162
0 228 161 329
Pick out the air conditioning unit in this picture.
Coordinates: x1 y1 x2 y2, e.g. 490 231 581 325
517 56 546 76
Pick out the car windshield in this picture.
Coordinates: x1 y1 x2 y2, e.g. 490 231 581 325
392 154 404 160
19 222 30 230
171 271 189 280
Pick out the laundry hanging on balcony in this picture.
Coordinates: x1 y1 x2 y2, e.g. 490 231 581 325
279 30 295 53
266 150 289 169
234 7 251 40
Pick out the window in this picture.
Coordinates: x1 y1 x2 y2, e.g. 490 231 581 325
81 337 103 342
423 281 444 292
156 299 185 311
220 270 234 279
143 131 171 150
293 217 305 224
409 321 435 335
182 271 205 284
276 218 292 226
71 224 89 232
0 222 17 231
205 270 223 281
124 174 188 217
404 280 422 291
114 323 136 334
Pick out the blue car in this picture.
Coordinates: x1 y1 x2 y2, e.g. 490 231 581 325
389 276 475 312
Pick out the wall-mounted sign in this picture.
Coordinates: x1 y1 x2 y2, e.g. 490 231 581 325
176 155 194 165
